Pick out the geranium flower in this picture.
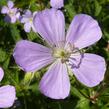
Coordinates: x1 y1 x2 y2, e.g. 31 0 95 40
20 10 37 33
50 0 64 8
0 67 16 108
1 0 20 23
13 9 106 99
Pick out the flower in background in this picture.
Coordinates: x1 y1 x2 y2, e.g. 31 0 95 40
0 67 16 108
13 9 106 99
20 10 37 33
50 0 64 8
1 0 20 23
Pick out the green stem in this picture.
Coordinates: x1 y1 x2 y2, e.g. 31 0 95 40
58 102 62 109
24 95 27 109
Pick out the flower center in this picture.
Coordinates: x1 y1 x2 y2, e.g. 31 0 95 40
9 10 15 16
29 17 33 22
52 42 84 68
53 48 70 63
52 42 76 63
9 11 14 15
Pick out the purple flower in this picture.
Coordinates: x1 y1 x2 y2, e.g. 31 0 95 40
50 0 64 8
0 67 16 108
1 1 20 23
13 9 106 99
20 10 37 33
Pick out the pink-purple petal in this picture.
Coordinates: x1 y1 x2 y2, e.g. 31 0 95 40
0 67 4 82
50 0 64 9
7 1 14 8
10 16 17 23
33 9 65 47
21 17 30 23
4 15 11 22
1 6 9 14
25 10 32 16
11 8 17 14
39 59 70 99
16 12 20 19
71 53 106 87
13 40 54 72
24 23 32 32
31 24 37 32
0 85 16 108
66 14 102 49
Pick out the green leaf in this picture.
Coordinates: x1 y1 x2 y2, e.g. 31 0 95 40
0 0 7 6
9 24 22 42
101 103 109 109
0 48 7 62
94 1 102 16
103 30 109 40
71 86 83 98
76 97 90 109
3 56 10 69
27 31 37 41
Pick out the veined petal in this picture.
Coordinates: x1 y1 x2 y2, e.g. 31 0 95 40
13 40 54 72
1 6 9 14
70 53 106 87
7 1 14 8
0 85 16 108
50 0 64 9
39 59 70 99
0 67 4 82
66 14 102 49
33 9 65 47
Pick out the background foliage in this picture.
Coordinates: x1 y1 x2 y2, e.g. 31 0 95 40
0 0 109 109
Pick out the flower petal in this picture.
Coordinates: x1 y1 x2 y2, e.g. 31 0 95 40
33 11 37 17
10 16 17 23
13 40 54 72
70 53 106 87
24 22 32 33
33 9 65 47
24 10 32 16
66 14 102 49
20 10 33 23
4 15 11 22
39 59 70 99
20 17 30 23
50 0 64 9
1 6 8 14
31 23 37 32
0 85 16 108
16 12 20 19
0 67 4 82
7 1 14 8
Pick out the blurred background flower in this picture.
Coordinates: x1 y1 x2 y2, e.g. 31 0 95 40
20 10 37 33
1 1 20 23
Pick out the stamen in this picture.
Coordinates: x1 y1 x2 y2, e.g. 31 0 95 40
52 42 84 64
